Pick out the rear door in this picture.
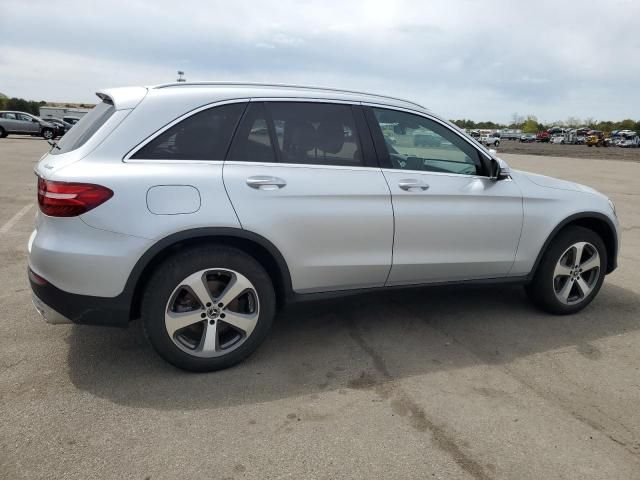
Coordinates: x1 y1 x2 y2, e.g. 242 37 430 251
365 106 523 285
223 101 393 293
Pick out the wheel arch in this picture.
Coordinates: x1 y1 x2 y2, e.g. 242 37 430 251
531 212 618 278
125 228 293 320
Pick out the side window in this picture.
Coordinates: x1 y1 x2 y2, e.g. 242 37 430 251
227 103 277 163
18 113 33 122
2 113 17 120
132 102 246 160
372 108 484 176
267 102 362 167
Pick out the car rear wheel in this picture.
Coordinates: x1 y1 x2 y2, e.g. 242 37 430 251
526 226 606 314
0 127 7 138
141 246 276 372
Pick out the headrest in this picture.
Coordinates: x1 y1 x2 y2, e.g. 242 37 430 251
289 121 316 152
316 120 345 154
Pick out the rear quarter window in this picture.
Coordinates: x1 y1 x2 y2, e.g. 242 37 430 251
131 103 247 161
51 102 115 155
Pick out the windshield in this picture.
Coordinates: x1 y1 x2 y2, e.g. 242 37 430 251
51 101 115 154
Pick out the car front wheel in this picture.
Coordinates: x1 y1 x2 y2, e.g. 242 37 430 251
142 246 276 372
526 226 607 314
42 129 54 140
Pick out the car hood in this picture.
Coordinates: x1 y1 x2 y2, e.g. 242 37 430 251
512 170 601 195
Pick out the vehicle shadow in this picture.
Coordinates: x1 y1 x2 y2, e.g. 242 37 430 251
66 283 640 410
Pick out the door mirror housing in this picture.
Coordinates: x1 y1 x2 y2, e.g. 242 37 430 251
490 157 511 180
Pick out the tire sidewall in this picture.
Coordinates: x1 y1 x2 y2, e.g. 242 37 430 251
142 246 276 372
42 129 53 139
529 226 607 314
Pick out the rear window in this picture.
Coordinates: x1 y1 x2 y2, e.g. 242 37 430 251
51 102 115 155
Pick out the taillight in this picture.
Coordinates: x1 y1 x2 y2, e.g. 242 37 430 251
37 176 113 217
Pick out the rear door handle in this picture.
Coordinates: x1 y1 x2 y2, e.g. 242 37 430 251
246 176 287 190
398 179 429 191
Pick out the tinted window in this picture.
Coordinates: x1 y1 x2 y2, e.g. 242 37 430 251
373 108 484 176
268 102 362 167
133 102 246 160
52 102 116 155
227 103 276 163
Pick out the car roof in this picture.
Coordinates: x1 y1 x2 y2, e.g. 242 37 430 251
96 82 430 113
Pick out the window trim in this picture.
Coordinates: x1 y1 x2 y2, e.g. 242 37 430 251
123 99 249 163
362 103 492 177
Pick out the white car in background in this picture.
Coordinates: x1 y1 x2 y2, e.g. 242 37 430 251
480 133 500 147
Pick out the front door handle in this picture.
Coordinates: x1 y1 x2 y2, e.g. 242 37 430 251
246 176 287 190
398 179 429 192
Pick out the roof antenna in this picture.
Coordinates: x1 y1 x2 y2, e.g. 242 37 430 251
177 71 186 83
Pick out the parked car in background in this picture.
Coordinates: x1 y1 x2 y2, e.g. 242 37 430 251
519 133 536 143
586 130 608 147
40 118 71 137
551 135 565 144
480 132 500 147
618 131 639 148
63 116 81 125
28 82 620 372
0 111 58 139
536 131 551 142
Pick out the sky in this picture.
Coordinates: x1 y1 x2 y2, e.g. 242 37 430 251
1 0 638 124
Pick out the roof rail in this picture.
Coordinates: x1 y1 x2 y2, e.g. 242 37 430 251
152 81 426 109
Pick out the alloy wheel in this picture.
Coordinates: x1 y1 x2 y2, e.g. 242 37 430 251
553 242 600 305
164 268 260 358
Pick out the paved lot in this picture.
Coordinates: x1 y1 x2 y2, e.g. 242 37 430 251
498 139 640 161
1 137 639 479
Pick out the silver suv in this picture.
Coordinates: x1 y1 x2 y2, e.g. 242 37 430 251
29 83 620 372
0 111 58 139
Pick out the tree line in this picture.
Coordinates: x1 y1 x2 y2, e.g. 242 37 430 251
451 113 640 134
0 94 46 116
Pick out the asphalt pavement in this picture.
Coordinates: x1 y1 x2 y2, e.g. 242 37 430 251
1 137 639 479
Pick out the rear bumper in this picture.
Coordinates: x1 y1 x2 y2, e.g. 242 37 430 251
32 292 72 325
29 268 129 327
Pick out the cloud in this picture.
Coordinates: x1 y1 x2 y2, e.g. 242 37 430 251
1 0 638 122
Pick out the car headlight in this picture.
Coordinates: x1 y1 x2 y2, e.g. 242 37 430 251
608 199 617 216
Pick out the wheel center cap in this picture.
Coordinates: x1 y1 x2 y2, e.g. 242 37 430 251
206 307 220 319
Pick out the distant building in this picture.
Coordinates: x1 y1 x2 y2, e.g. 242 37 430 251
39 106 92 122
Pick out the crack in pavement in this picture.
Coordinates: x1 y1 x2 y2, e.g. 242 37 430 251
392 298 640 461
346 316 492 480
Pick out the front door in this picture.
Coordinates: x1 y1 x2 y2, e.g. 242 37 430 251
223 101 393 293
366 106 523 286
17 113 38 133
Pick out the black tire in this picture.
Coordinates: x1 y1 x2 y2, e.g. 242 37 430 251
141 246 276 372
42 128 54 140
0 127 7 138
526 226 607 315
494 141 500 147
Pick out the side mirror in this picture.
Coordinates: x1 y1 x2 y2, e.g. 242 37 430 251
490 157 511 180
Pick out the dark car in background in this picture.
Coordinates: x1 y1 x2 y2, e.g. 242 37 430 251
42 118 73 136
63 116 81 125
